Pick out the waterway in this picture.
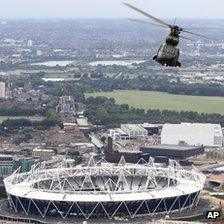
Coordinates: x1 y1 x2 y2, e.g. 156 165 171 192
89 60 145 66
31 61 74 67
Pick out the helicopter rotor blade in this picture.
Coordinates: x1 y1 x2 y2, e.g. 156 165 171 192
173 18 177 26
179 35 195 41
124 2 214 40
182 29 213 40
183 26 224 30
123 3 171 29
127 18 168 28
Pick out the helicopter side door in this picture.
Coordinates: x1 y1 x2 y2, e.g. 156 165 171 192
157 44 179 62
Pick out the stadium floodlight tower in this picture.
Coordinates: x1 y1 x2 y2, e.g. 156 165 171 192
4 156 205 220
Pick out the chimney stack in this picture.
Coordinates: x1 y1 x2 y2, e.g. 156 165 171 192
107 137 113 153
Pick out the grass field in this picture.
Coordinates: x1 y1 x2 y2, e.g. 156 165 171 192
85 90 224 114
0 116 45 123
0 116 27 123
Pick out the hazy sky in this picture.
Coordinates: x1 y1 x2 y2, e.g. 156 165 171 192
1 0 224 19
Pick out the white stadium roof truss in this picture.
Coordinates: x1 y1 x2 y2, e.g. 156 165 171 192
4 156 205 220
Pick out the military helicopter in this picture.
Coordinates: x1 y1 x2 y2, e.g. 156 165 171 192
124 3 210 67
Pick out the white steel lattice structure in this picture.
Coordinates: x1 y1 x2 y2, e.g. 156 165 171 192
4 157 206 220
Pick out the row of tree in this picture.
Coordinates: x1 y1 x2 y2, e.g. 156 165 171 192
0 108 62 136
0 107 46 116
85 96 224 127
82 76 224 97
25 71 224 100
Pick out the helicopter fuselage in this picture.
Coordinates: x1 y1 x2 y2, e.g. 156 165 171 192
153 32 181 67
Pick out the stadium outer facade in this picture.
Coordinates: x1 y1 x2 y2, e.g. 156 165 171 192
4 157 206 220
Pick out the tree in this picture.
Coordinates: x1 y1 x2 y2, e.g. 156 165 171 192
46 108 60 121
96 107 110 121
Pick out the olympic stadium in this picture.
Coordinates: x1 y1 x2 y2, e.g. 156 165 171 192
3 157 206 220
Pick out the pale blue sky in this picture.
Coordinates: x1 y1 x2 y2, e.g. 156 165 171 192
1 0 224 19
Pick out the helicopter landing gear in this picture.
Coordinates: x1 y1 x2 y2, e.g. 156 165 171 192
153 55 157 61
176 61 181 67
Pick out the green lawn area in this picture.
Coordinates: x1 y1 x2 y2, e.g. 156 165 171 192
0 116 45 123
85 90 224 114
0 116 28 123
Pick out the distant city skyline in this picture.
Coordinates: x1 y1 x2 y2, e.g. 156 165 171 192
1 0 224 19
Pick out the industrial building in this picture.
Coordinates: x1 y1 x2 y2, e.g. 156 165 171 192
109 128 129 140
141 123 161 135
0 154 13 178
110 124 158 140
32 148 55 159
89 133 104 148
121 124 148 139
140 144 205 160
4 158 205 220
161 123 223 147
105 149 141 163
57 96 76 114
14 157 36 173
106 144 204 164
0 155 36 185
76 117 91 130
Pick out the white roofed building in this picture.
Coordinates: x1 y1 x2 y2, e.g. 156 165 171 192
121 124 148 139
109 128 129 140
161 123 223 147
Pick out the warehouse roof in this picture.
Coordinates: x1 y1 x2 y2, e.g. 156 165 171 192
76 118 90 127
162 123 223 137
121 124 147 132
142 144 202 151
